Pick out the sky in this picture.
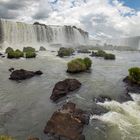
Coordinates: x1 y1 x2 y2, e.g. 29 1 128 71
0 0 140 39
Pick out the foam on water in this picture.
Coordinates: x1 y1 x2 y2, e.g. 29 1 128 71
91 93 140 140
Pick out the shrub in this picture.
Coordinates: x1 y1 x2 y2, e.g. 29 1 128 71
67 57 92 73
104 53 115 60
5 47 14 54
0 135 15 140
95 50 106 57
58 47 74 57
25 51 36 58
84 57 92 69
23 47 35 52
7 49 23 59
128 67 140 84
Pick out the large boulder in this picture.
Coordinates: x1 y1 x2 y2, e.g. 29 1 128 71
44 102 90 140
9 69 43 80
123 67 140 93
50 79 81 101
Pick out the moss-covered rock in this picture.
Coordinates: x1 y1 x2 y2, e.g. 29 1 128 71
83 57 92 69
0 135 15 140
128 67 140 84
25 51 36 58
95 50 106 57
5 47 14 54
7 49 23 59
23 47 35 52
58 47 74 57
104 53 115 60
67 57 92 73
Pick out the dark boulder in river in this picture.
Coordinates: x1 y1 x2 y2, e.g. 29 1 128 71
123 76 140 93
9 67 14 72
50 79 81 101
9 69 43 80
44 102 90 140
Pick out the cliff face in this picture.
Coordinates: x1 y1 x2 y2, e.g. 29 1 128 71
0 19 89 49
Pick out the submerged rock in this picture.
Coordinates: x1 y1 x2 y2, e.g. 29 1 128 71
9 69 43 80
50 79 81 101
44 102 90 140
94 95 112 103
9 67 14 72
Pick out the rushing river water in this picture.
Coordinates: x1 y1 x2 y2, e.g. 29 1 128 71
0 50 140 140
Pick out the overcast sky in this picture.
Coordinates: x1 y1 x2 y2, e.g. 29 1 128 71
0 0 140 39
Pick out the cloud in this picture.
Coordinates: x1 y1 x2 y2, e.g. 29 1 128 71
0 0 140 38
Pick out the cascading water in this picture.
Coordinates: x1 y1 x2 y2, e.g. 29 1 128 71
91 93 140 140
0 19 88 50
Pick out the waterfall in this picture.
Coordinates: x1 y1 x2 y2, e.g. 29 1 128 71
0 19 88 50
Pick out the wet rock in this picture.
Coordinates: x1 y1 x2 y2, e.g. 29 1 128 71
94 95 112 103
9 69 43 80
39 46 46 51
34 70 43 75
44 102 90 140
9 67 14 72
50 79 81 101
123 76 140 93
91 103 109 115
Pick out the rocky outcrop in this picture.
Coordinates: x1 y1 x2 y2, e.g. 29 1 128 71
50 79 81 101
123 76 140 93
39 46 46 51
9 69 43 80
44 102 90 140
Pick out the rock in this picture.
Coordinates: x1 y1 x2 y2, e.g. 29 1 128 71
34 70 43 75
44 102 89 140
123 76 140 93
91 103 109 115
94 95 112 103
9 67 14 72
57 47 74 57
39 46 46 51
9 69 43 80
50 79 81 101
0 52 3 56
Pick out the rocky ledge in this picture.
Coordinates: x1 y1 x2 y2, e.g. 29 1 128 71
123 76 140 93
44 102 90 140
50 79 81 101
9 69 43 80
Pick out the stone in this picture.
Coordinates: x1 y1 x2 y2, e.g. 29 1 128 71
50 79 81 101
44 102 89 140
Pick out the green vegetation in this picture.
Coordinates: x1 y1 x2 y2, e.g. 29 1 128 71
95 50 106 57
104 53 115 60
5 47 14 54
23 47 35 53
83 57 92 69
58 47 74 57
67 57 92 73
91 49 116 60
128 67 140 84
6 47 36 59
7 49 23 59
25 51 36 58
0 135 15 140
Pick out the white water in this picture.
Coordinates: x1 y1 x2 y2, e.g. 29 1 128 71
91 93 140 140
0 19 88 50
